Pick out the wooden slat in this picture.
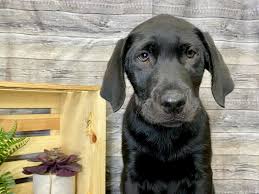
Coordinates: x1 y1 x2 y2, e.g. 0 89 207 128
212 155 259 180
212 133 259 155
0 114 60 131
0 90 61 108
0 34 258 65
1 58 259 89
14 135 60 155
60 91 106 194
0 0 152 14
0 81 100 91
184 18 259 43
153 0 259 20
214 179 259 194
208 110 259 133
1 9 259 42
200 88 259 110
0 10 151 39
11 182 33 194
201 65 259 89
0 160 40 179
50 108 61 135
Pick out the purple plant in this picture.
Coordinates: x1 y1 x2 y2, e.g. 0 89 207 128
23 148 82 177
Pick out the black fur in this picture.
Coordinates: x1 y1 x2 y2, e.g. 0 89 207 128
101 14 234 194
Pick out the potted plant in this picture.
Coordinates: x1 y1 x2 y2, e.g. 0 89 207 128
23 148 82 194
0 124 29 194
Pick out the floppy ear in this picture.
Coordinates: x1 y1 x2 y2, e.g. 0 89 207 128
201 32 234 107
100 39 126 112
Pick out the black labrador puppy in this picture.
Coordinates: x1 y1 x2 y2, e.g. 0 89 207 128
101 14 234 194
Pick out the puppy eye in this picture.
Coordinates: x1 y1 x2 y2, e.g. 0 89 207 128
186 47 197 58
137 51 150 62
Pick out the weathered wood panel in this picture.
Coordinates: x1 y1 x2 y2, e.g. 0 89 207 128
0 0 152 14
0 0 258 193
14 135 60 155
11 182 33 194
1 9 259 42
153 0 259 19
0 57 258 89
0 34 259 64
201 65 259 89
0 10 151 38
214 180 259 194
0 114 60 131
200 88 259 110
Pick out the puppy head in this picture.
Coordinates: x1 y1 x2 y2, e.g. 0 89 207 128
101 14 234 126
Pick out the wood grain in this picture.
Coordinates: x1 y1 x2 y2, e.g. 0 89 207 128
0 0 152 14
0 10 151 38
13 135 60 155
11 182 33 194
0 90 61 108
200 88 259 110
0 34 258 64
201 65 259 89
0 9 259 42
0 114 60 131
153 0 259 20
214 179 259 194
0 81 99 91
0 57 258 89
60 91 106 194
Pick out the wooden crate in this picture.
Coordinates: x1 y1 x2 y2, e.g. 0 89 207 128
0 81 106 194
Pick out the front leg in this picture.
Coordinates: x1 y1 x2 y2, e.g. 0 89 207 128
168 173 214 194
121 178 139 194
167 166 214 194
192 147 214 194
194 171 214 194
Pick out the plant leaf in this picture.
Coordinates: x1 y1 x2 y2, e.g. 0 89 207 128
0 172 15 194
57 163 82 172
0 123 29 165
23 165 49 175
55 169 77 177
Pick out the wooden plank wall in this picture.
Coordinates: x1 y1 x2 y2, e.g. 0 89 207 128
0 0 258 193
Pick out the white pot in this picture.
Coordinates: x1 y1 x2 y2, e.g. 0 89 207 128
32 174 75 194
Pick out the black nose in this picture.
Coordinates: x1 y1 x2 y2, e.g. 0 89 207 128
160 90 186 113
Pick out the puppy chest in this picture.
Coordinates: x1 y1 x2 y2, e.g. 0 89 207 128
131 154 195 182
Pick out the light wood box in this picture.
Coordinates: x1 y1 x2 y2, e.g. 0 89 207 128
0 81 106 194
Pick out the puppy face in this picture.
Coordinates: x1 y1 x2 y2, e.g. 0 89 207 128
124 17 206 126
101 15 234 127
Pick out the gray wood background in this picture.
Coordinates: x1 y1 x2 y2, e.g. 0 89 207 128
0 0 258 193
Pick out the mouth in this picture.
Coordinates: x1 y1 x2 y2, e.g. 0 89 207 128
139 97 200 127
158 121 184 128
